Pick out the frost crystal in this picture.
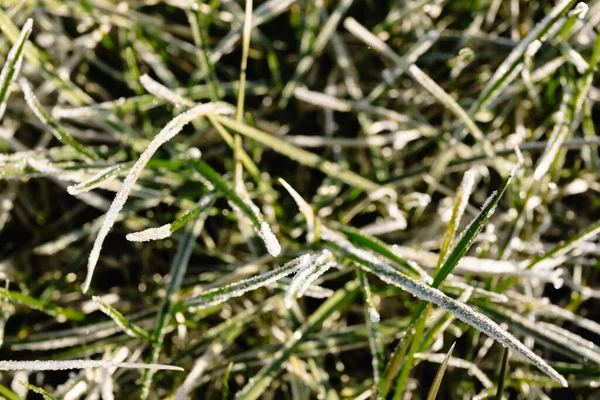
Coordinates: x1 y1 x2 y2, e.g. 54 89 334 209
126 225 172 242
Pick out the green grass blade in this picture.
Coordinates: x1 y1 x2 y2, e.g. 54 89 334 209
127 193 216 242
322 228 567 387
0 18 32 121
192 159 280 256
0 288 85 322
432 165 517 288
494 347 510 400
15 381 57 400
19 79 100 162
92 296 150 340
426 342 455 400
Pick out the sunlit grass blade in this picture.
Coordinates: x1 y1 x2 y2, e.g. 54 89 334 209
20 79 100 162
278 177 319 242
92 296 150 339
437 170 476 267
432 165 517 288
426 343 455 400
494 347 510 400
84 102 233 293
0 360 183 371
0 18 32 121
236 280 360 400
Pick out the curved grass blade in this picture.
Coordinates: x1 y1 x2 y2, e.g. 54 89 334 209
15 381 57 400
127 193 216 242
426 343 455 400
278 177 319 242
0 288 85 322
321 228 567 387
192 159 280 256
184 254 311 311
236 280 360 400
20 79 100 162
494 347 510 400
84 102 233 293
92 296 150 339
284 251 334 308
0 18 32 121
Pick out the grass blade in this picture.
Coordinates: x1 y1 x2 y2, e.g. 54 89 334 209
494 347 510 400
127 193 215 242
15 381 57 400
0 360 183 371
84 102 233 293
92 296 150 339
213 115 382 193
426 343 455 400
322 228 567 387
20 79 100 162
0 18 32 121
184 254 311 311
192 159 280 256
0 288 85 322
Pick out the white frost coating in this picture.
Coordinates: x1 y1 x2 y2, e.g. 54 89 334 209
20 79 49 125
187 254 311 311
140 74 191 107
525 40 542 57
283 251 331 308
83 102 234 293
92 296 138 338
0 359 183 371
0 18 33 121
297 261 336 298
322 227 568 387
293 87 352 112
67 163 128 195
126 224 172 242
27 158 62 175
259 222 281 256
568 2 588 18
278 178 316 241
368 307 381 323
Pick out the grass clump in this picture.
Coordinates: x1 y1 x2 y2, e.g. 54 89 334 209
0 1 598 399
